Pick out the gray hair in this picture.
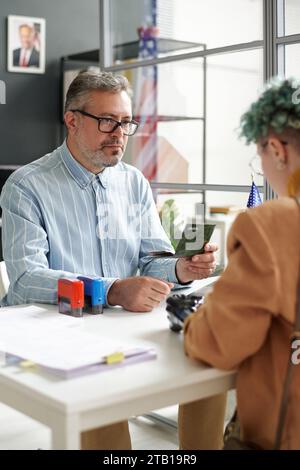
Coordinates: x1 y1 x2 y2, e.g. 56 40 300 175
64 71 132 113
19 23 33 31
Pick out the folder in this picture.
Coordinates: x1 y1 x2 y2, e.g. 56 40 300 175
0 305 157 380
6 347 156 379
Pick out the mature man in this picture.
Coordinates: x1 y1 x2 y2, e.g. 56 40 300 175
0 72 226 449
13 24 39 68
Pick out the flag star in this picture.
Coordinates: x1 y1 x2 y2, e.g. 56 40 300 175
247 182 262 208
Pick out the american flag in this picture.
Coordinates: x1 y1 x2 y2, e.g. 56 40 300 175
133 1 158 181
33 23 41 52
247 181 262 208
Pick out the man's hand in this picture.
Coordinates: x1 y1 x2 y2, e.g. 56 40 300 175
107 276 174 312
175 243 218 284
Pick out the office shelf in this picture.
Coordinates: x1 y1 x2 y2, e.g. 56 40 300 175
63 37 205 66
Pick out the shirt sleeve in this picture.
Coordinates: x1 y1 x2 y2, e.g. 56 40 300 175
137 178 191 288
0 180 117 306
183 211 280 370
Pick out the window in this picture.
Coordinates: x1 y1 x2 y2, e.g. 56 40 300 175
108 0 263 65
205 49 263 187
101 0 264 214
278 0 300 37
121 59 204 184
284 43 300 76
99 0 300 259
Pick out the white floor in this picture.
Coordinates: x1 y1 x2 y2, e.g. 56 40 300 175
0 404 177 450
0 392 236 450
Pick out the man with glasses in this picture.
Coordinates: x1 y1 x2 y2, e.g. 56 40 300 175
0 71 225 449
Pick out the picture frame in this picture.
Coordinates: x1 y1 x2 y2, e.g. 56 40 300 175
7 15 46 74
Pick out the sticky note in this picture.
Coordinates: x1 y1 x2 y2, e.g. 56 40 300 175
20 360 36 369
105 352 124 364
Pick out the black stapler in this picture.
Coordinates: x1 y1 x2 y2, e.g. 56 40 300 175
166 294 203 332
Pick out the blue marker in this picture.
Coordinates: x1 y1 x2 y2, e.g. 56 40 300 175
77 276 105 314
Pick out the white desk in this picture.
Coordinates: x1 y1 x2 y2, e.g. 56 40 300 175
0 278 236 449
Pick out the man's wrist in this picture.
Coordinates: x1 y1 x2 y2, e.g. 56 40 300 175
175 259 192 285
106 279 122 306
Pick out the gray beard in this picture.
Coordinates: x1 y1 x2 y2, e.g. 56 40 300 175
77 139 123 171
89 149 121 169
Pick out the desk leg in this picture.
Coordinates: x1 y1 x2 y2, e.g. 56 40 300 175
51 413 80 450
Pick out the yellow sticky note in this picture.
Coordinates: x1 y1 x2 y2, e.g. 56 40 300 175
20 360 36 369
105 352 124 365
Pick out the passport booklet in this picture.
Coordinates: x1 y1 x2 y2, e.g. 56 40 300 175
149 223 215 258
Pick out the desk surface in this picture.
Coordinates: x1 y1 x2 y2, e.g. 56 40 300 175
0 277 236 446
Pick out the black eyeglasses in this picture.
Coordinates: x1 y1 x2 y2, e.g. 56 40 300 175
70 109 139 136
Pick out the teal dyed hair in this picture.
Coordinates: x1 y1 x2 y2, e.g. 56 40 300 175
240 78 300 144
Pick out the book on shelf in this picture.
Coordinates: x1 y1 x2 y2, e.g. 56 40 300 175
209 206 244 215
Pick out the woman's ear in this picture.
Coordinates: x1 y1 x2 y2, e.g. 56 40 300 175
268 138 287 170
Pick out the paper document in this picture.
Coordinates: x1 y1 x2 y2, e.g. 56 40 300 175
0 306 155 377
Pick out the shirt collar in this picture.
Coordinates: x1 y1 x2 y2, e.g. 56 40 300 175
21 48 33 55
97 170 108 188
60 140 109 189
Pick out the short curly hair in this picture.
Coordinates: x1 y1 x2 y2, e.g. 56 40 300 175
240 77 300 144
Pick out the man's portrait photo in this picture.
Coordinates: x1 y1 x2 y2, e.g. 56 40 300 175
7 15 45 74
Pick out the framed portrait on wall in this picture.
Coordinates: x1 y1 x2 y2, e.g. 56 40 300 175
7 15 46 74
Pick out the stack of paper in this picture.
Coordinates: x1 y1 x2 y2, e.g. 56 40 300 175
0 306 156 379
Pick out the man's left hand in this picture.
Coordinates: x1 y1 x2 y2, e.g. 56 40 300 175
175 243 218 283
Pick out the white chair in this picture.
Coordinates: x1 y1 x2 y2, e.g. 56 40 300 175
0 261 9 300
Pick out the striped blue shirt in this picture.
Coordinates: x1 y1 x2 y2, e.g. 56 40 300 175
0 140 183 306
